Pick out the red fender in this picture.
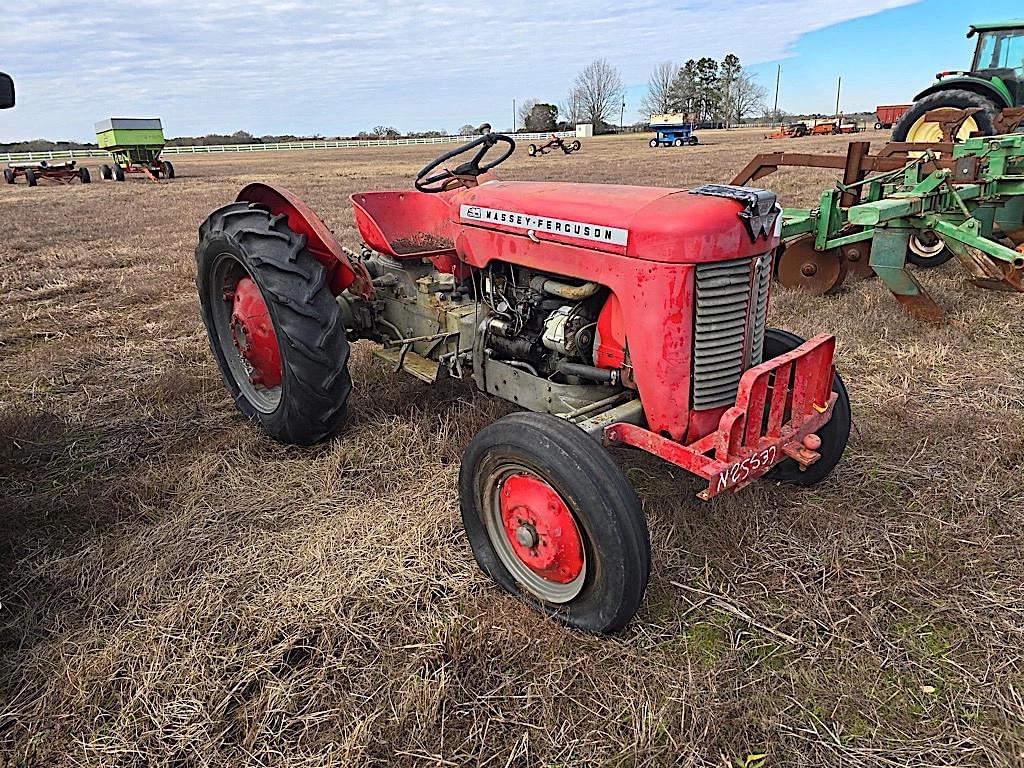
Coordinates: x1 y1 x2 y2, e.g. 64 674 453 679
236 183 375 300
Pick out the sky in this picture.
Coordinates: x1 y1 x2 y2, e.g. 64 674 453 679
2 0 1022 142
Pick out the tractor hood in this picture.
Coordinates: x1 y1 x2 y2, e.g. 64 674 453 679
456 180 780 263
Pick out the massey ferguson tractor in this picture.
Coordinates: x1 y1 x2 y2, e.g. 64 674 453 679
195 134 852 633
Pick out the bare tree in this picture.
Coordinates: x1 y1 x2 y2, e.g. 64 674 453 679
573 59 624 128
559 86 584 126
457 124 477 136
517 99 538 131
732 72 767 124
639 61 676 119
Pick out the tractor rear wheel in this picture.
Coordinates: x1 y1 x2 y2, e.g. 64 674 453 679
79 167 91 184
113 165 125 182
892 89 999 143
460 412 650 634
3 168 14 184
196 202 352 445
100 164 112 180
24 169 37 187
763 329 851 486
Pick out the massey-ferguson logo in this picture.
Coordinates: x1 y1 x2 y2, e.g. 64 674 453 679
458 204 629 246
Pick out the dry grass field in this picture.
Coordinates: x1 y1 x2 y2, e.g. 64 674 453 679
1 129 1023 767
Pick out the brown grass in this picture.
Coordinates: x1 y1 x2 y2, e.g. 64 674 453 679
1 129 1023 767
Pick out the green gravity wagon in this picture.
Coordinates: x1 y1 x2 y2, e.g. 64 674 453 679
95 117 175 181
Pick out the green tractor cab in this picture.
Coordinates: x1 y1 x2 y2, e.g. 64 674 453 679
894 20 1024 142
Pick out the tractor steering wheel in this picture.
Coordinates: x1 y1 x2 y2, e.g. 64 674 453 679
415 133 516 193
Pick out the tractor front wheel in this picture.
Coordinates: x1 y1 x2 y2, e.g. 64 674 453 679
763 328 851 486
673 138 684 147
892 89 999 143
196 202 352 445
460 412 650 634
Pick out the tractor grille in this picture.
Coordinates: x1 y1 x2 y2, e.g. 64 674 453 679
692 252 773 410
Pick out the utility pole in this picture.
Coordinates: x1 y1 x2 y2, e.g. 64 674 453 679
512 99 516 132
835 76 842 120
772 64 781 126
620 97 625 131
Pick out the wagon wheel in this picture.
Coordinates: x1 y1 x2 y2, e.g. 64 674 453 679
3 168 13 184
527 144 538 157
776 235 847 294
100 164 112 180
195 202 352 444
460 412 650 634
113 165 125 182
163 160 175 179
673 138 684 147
648 138 659 148
688 135 699 145
907 229 953 268
763 329 851 486
569 139 581 152
79 167 91 184
24 169 37 187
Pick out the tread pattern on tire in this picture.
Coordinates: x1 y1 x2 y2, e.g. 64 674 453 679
196 202 352 445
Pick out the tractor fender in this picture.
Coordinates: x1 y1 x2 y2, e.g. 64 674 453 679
235 183 374 300
913 77 1012 109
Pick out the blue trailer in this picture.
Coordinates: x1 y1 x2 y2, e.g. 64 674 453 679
649 123 699 147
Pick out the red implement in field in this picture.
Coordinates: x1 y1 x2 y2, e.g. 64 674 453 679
195 133 851 633
4 160 91 187
874 104 911 129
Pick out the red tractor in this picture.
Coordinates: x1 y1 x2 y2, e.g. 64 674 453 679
195 134 851 633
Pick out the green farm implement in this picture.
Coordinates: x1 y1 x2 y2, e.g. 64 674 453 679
733 135 1024 321
95 117 175 182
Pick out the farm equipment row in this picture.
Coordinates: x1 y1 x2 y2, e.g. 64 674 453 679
732 131 1024 321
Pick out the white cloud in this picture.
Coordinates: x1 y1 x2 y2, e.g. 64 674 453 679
2 0 917 140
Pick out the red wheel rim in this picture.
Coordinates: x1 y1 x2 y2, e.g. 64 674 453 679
499 473 584 584
227 276 282 388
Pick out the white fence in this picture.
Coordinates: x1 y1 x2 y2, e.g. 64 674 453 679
0 131 578 163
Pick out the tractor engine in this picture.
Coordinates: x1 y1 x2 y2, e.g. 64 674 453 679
340 253 613 388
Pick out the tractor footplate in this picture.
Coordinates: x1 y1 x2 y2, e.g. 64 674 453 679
604 334 838 499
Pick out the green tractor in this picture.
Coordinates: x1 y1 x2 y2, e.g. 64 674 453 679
893 20 1024 142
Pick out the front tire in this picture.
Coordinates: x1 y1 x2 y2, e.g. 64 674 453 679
163 160 175 179
763 329 851 486
649 138 659 148
460 412 650 634
3 168 14 184
196 202 352 445
673 138 684 147
892 89 1000 142
24 169 37 187
79 167 91 184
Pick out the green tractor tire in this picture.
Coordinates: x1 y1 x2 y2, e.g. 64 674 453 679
892 89 1000 142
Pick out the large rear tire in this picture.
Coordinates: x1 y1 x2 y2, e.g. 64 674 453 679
460 412 650 634
763 329 851 486
892 89 1000 143
196 202 351 445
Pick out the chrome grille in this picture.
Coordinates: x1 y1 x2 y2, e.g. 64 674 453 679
692 253 773 410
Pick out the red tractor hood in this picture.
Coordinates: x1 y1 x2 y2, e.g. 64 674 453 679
456 180 780 263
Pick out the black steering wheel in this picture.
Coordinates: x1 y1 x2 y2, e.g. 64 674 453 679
415 133 516 193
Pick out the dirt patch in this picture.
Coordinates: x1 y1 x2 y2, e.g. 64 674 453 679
391 233 455 254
